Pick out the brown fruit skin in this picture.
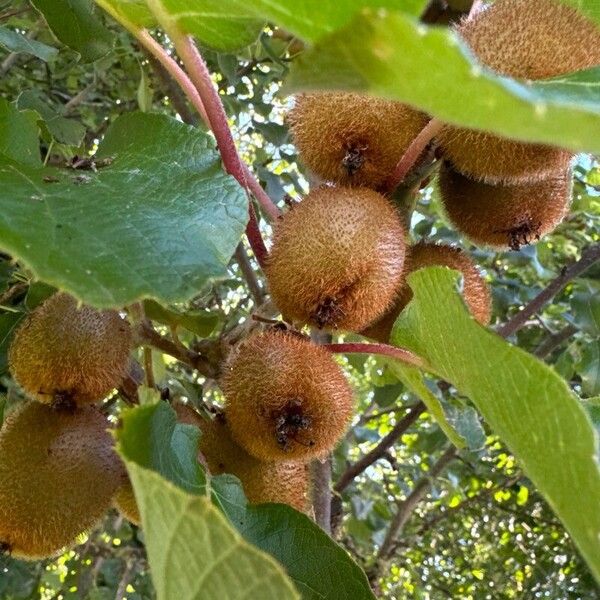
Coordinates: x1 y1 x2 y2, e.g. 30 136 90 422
362 242 492 343
197 412 310 512
0 403 124 559
222 330 353 462
9 292 132 406
438 0 600 184
114 481 140 526
288 92 430 189
266 187 407 332
438 164 572 251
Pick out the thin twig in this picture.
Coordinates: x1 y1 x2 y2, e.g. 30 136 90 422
234 242 265 305
246 202 269 268
335 403 426 493
534 324 577 359
497 243 600 338
323 342 426 369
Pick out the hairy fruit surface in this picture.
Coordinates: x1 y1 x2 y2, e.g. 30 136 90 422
288 92 430 189
267 187 407 332
0 403 124 559
438 0 600 184
438 164 572 250
363 242 492 342
222 330 353 462
9 292 132 407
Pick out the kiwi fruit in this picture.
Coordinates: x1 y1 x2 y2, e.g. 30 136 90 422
438 0 600 184
222 330 353 462
9 292 132 407
363 242 492 342
0 402 124 559
114 480 140 526
189 408 310 512
266 187 407 332
288 92 430 189
438 163 572 250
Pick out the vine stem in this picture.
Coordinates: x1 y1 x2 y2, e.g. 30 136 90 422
383 118 443 194
323 342 427 369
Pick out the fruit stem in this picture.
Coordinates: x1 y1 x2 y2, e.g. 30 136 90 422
383 119 443 194
323 342 426 369
170 34 282 222
95 2 277 264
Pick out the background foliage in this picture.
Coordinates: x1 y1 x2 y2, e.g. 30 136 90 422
0 0 599 598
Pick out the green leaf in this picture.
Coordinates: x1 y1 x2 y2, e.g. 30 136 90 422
390 267 600 581
0 98 40 166
558 0 600 27
137 65 153 112
17 90 86 147
118 402 206 494
143 300 219 337
31 0 114 62
118 403 375 600
390 363 466 448
0 26 58 61
582 396 600 436
0 112 248 308
577 342 600 397
123 462 300 600
212 477 376 600
223 0 429 43
571 291 600 336
286 12 600 154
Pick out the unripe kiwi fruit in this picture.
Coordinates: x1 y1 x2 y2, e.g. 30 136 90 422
9 292 132 407
438 163 572 250
0 402 124 559
438 0 600 184
222 330 353 462
288 92 430 188
362 242 492 342
266 187 407 332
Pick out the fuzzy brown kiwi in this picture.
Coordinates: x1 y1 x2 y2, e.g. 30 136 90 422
288 92 430 189
9 292 132 407
362 242 492 342
438 163 572 250
221 330 353 462
266 187 407 332
438 0 600 184
0 402 124 559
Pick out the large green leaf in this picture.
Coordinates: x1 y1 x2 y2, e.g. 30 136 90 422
390 267 600 581
117 403 376 600
0 112 248 308
0 26 58 61
0 99 40 167
31 0 114 62
286 12 600 154
124 463 299 600
96 0 263 51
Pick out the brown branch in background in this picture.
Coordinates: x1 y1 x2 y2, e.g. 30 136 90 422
323 342 426 369
143 347 155 389
334 403 426 494
498 242 600 338
137 322 222 379
375 446 456 565
534 323 577 359
311 456 333 534
234 242 265 305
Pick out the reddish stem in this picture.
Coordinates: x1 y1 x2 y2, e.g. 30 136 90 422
173 36 281 222
323 342 426 369
383 118 443 194
246 203 269 269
